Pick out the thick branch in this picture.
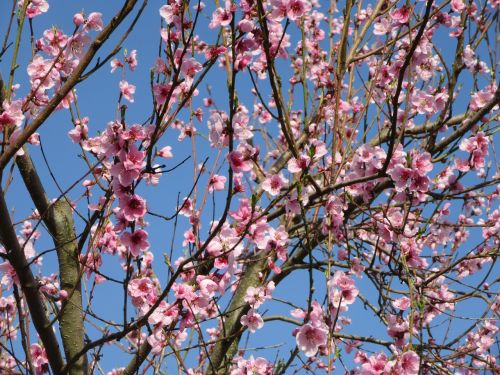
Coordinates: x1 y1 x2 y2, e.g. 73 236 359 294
0 191 65 374
207 257 268 373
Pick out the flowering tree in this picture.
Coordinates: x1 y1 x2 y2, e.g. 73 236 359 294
0 0 498 374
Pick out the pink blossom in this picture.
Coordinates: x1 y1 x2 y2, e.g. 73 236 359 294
119 80 136 102
172 283 196 302
27 55 58 90
180 58 202 78
240 309 264 333
373 17 391 35
128 277 156 299
392 297 411 311
238 19 254 33
399 351 420 375
0 100 24 130
360 352 388 374
208 112 228 147
121 230 150 257
286 0 312 21
68 117 89 143
159 4 179 25
329 271 359 306
261 174 289 196
231 356 273 375
296 323 328 357
85 12 103 31
208 175 226 192
73 13 85 26
470 84 497 111
24 0 49 18
147 327 167 354
391 6 410 24
451 0 466 12
288 154 311 173
209 3 233 29
411 151 433 176
197 275 219 298
158 145 173 159
66 32 90 58
148 300 178 327
244 286 266 308
119 194 147 222
228 151 252 173
30 343 49 375
459 132 489 170
110 59 123 73
126 50 138 71
153 83 172 106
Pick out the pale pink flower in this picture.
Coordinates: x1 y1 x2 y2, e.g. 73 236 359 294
240 309 264 333
73 13 85 26
469 84 497 111
209 3 233 29
296 323 328 357
208 112 228 147
451 0 466 12
148 300 178 327
180 58 202 78
66 32 91 58
119 80 136 102
459 132 489 170
159 4 179 24
68 117 89 143
197 275 219 298
329 271 359 306
24 0 49 18
411 151 433 176
244 286 266 308
392 297 411 311
126 50 138 71
208 175 227 192
147 327 167 354
238 19 254 33
287 154 311 173
85 12 103 31
128 278 156 303
155 145 172 159
373 17 391 35
361 352 388 374
261 174 289 196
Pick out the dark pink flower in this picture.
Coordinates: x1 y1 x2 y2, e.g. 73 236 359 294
228 151 252 173
119 194 147 222
121 229 150 257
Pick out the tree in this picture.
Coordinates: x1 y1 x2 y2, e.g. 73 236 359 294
0 0 498 373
